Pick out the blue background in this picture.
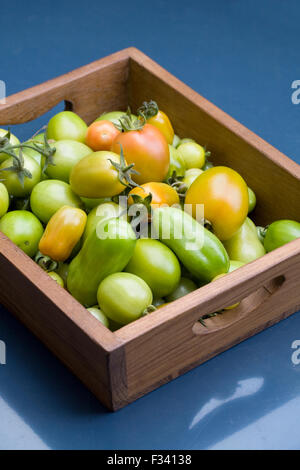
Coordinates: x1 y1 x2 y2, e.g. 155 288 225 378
0 0 300 450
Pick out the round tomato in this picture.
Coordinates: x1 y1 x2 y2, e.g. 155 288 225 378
70 151 127 198
87 306 110 328
111 123 169 184
128 182 179 210
44 140 92 182
125 238 181 298
95 110 136 126
97 272 153 325
0 182 9 217
248 187 256 213
177 142 206 169
48 271 64 287
165 145 186 179
47 111 87 143
172 134 181 148
0 153 41 197
0 129 20 163
165 277 197 302
263 220 300 252
0 210 44 257
30 180 83 223
85 120 120 151
185 166 249 240
182 168 203 189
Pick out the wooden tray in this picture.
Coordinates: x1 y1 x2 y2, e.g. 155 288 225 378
0 48 299 410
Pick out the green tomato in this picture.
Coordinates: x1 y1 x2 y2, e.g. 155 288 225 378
83 201 125 243
56 262 69 285
30 179 83 223
94 110 136 126
177 142 206 169
228 260 245 272
22 134 46 166
223 217 266 264
165 145 186 179
97 272 153 325
182 168 203 189
178 138 195 147
87 306 110 328
81 196 111 211
0 129 20 163
0 154 41 197
48 271 64 287
0 182 9 217
172 134 181 148
263 220 300 252
165 277 197 302
43 140 92 182
47 111 87 143
248 187 256 213
125 238 181 298
0 210 44 257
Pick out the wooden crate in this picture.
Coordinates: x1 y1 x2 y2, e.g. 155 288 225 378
0 48 299 410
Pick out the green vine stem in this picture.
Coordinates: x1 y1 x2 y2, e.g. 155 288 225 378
137 100 159 119
108 144 141 190
34 251 58 272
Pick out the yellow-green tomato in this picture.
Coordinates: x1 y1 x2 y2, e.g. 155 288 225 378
0 210 44 257
125 238 181 298
0 154 41 197
30 180 83 223
44 140 92 182
87 306 110 328
223 217 265 264
178 138 195 146
0 129 20 163
97 272 153 325
48 271 64 287
182 168 203 189
172 134 181 148
95 111 136 126
228 260 245 272
0 182 9 217
165 277 197 302
177 142 206 169
165 144 186 179
248 187 256 213
81 197 111 211
83 201 125 243
47 111 87 143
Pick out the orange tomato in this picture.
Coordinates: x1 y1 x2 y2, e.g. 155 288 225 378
85 120 120 151
185 166 249 241
111 123 169 185
128 182 179 209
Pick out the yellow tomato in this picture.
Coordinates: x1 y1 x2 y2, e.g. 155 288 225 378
185 166 249 241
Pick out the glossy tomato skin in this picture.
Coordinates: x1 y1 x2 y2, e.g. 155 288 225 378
248 187 256 213
185 166 249 241
70 151 125 198
111 124 169 185
223 217 265 264
94 111 136 126
30 180 83 223
0 210 44 257
0 182 9 217
128 182 179 209
182 168 203 189
177 142 206 169
85 120 120 151
0 129 20 163
0 154 41 197
165 145 186 179
97 272 153 325
82 201 125 243
263 220 300 252
48 271 64 287
47 111 87 143
44 140 92 182
147 110 174 144
125 238 181 298
87 306 110 328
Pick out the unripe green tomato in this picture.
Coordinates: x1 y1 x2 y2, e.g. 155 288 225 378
263 220 300 252
0 129 20 163
48 271 64 287
81 196 111 211
56 262 69 285
165 277 197 302
0 210 44 257
182 168 203 189
248 187 256 213
125 238 181 298
0 182 9 217
23 134 46 166
94 111 137 126
165 144 186 179
44 140 92 182
30 180 83 223
172 134 181 148
178 138 195 146
97 272 153 325
177 142 206 169
47 111 87 143
87 306 110 328
0 154 41 197
228 260 245 272
83 201 125 243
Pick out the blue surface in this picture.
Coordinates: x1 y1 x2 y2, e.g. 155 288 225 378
0 0 300 450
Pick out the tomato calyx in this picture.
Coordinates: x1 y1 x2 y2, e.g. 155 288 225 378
142 304 157 316
137 100 159 119
114 107 146 132
108 144 141 190
0 148 33 187
34 251 58 272
166 170 187 199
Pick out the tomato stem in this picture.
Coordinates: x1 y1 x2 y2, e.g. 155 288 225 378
34 251 58 272
137 100 159 119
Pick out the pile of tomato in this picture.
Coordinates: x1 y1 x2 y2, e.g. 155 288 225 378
0 100 299 329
